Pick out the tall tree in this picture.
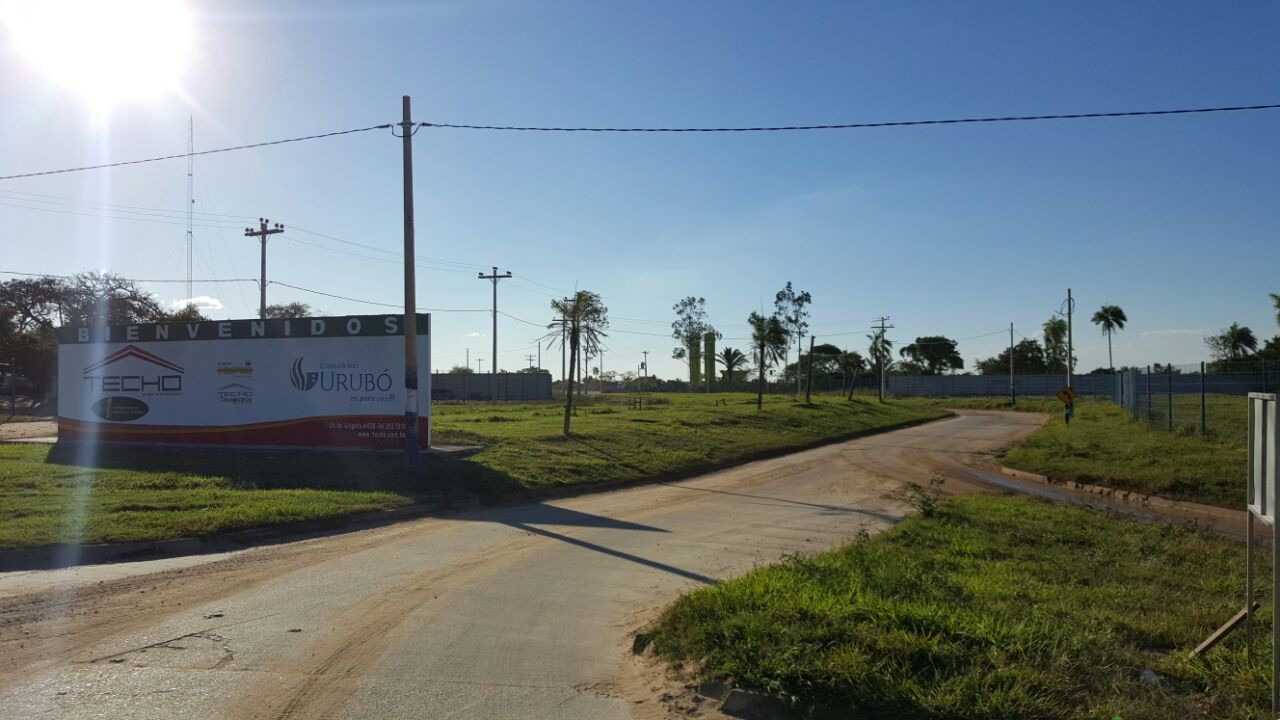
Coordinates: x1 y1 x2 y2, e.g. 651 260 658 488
867 329 894 401
0 276 65 331
263 302 314 318
717 347 747 384
1271 292 1280 328
1090 304 1128 371
545 291 608 435
786 342 844 385
1205 323 1258 362
975 339 1048 375
898 336 963 375
61 272 162 326
1042 316 1069 373
747 311 787 410
671 297 716 386
154 303 209 322
773 282 812 396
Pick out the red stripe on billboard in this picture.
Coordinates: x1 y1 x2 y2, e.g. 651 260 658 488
57 415 430 450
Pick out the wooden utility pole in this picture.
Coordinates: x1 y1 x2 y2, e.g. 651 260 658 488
243 218 284 319
478 267 512 401
872 316 894 402
804 335 816 403
1009 322 1016 407
1066 288 1074 390
186 116 194 302
398 95 420 461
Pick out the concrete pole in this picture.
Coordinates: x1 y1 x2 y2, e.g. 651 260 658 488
804 335 815 404
478 267 512 401
1009 322 1015 407
243 218 283 319
399 95 420 460
1200 360 1206 436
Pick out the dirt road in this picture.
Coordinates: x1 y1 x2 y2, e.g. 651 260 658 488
0 411 1042 719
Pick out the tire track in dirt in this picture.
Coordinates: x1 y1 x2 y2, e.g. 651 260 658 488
0 517 459 683
227 531 554 720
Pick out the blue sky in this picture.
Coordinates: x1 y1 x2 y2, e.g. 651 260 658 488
1 0 1277 378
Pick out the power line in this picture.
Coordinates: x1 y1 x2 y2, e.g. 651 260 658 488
288 224 487 271
511 274 570 293
268 280 488 312
895 329 1008 345
0 198 248 229
0 184 256 219
496 310 546 328
0 270 254 283
419 103 1280 133
0 124 393 181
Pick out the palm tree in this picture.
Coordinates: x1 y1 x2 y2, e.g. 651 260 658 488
544 291 608 436
867 330 894 402
748 312 787 410
1222 323 1259 361
1090 304 1127 371
1271 292 1280 328
718 347 748 385
1042 316 1068 372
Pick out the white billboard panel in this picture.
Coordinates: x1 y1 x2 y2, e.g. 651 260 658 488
1249 392 1277 524
57 314 430 449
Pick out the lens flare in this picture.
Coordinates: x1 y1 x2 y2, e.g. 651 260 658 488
2 0 193 108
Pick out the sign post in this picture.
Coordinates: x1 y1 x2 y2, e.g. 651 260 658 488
1056 386 1077 424
1246 392 1278 713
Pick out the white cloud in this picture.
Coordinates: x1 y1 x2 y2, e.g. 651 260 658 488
173 295 224 310
464 331 483 338
1141 328 1207 338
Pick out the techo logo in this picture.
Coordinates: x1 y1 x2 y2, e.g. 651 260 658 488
82 345 183 394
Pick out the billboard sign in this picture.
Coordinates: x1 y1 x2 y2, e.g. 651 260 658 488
1249 392 1278 524
57 314 430 449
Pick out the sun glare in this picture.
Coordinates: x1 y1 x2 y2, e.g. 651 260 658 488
2 0 193 108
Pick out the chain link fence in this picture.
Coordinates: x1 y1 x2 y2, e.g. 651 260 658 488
1116 360 1275 440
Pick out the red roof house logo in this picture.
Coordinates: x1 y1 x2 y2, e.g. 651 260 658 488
84 345 185 374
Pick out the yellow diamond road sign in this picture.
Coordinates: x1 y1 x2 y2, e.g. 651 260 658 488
1057 387 1078 404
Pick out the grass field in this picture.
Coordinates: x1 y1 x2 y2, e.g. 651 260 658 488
431 393 943 489
915 396 1248 507
0 393 945 549
645 494 1269 720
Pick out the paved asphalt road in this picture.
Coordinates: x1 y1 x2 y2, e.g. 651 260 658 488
0 411 1042 720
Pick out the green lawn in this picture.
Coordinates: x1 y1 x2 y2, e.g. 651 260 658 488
645 494 1269 720
913 396 1248 507
0 393 945 549
432 393 944 490
0 443 414 548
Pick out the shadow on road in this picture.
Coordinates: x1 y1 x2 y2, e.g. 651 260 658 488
843 442 1001 457
459 500 717 586
657 482 901 522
